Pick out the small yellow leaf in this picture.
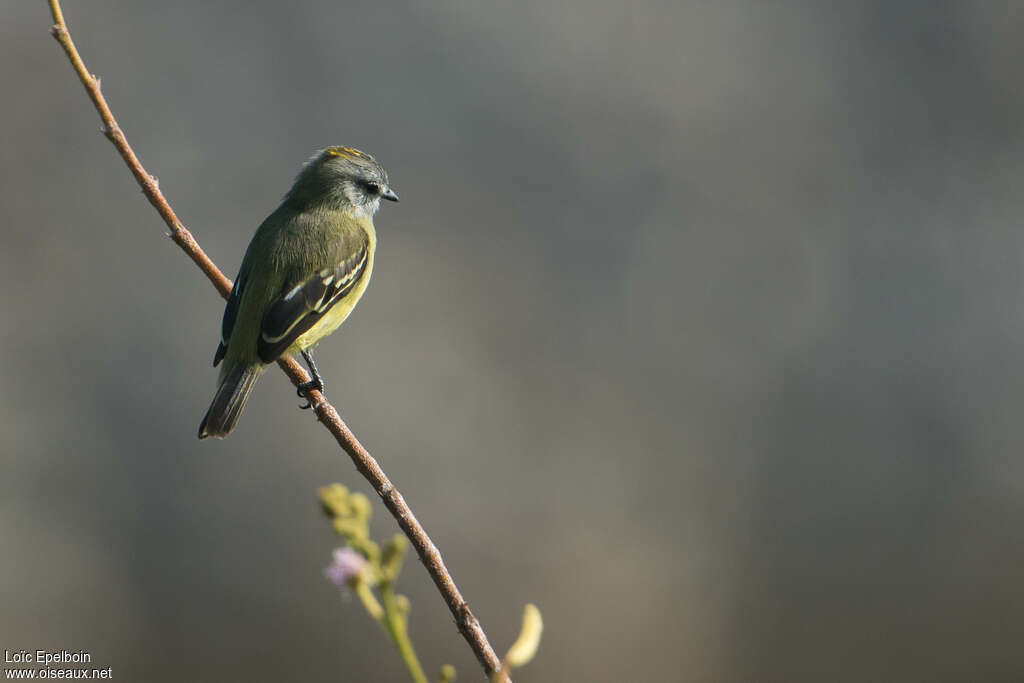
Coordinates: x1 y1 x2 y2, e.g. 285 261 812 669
504 604 543 669
318 484 350 517
349 492 373 520
438 664 456 683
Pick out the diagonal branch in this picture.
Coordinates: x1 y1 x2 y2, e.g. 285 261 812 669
46 1 505 678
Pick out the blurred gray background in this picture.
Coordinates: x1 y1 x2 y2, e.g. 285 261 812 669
3 1 1024 681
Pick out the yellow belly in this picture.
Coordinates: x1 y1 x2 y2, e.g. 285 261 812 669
290 229 375 354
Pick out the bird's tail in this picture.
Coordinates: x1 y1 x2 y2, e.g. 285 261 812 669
198 363 262 439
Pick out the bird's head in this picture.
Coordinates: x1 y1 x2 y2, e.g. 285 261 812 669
286 146 398 217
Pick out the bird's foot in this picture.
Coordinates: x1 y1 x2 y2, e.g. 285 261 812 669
297 377 325 410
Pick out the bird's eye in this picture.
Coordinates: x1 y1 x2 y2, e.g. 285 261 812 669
362 181 381 195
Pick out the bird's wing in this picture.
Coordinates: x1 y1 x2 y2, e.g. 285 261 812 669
256 236 369 363
213 270 246 367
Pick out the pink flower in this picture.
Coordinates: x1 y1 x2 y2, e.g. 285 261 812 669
324 547 368 587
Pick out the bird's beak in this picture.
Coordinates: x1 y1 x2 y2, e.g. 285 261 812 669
382 187 400 202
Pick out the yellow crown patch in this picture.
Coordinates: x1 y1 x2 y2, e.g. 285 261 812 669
326 146 365 159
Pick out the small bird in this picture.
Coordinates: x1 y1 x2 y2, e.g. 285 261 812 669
198 146 398 439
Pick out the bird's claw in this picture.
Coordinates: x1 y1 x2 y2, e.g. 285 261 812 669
296 378 324 410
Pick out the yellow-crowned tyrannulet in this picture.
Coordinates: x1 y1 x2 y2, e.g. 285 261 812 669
198 146 398 439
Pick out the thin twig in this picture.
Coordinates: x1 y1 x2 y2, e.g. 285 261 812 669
47 1 505 677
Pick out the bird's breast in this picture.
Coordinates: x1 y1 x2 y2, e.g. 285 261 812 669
290 223 376 353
